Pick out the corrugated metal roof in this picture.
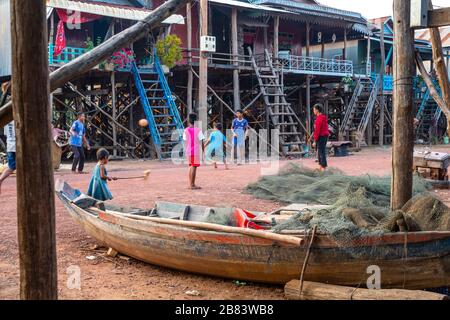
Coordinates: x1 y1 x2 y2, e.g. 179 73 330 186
415 27 450 49
46 0 184 24
210 0 291 14
252 0 367 23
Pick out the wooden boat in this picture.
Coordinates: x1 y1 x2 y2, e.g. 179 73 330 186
56 181 450 289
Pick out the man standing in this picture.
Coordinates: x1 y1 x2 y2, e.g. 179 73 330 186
70 112 90 174
231 109 250 165
312 104 329 172
0 121 16 195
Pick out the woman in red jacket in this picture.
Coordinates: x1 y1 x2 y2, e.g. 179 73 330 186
312 104 329 171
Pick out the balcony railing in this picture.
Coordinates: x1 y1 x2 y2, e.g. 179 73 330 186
48 44 88 65
278 53 354 77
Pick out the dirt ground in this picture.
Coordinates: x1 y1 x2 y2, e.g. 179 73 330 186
0 146 449 300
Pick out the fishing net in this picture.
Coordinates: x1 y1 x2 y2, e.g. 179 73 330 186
245 165 450 259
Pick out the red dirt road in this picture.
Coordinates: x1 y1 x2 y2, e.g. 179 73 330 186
0 146 449 299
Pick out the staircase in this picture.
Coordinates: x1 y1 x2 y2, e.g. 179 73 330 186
248 48 307 157
416 86 443 142
340 76 381 143
131 54 183 160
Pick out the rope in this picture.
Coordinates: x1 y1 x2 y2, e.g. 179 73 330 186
299 225 317 295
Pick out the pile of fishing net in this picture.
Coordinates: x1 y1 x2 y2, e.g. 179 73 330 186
245 165 450 237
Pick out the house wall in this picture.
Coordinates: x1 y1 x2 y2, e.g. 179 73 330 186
309 39 359 62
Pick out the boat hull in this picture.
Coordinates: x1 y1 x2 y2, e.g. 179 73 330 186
58 193 450 289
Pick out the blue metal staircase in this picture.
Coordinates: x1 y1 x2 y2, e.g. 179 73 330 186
131 54 183 159
416 84 443 142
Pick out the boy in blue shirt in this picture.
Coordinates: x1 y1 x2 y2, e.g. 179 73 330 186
205 123 228 169
70 113 90 174
231 109 250 165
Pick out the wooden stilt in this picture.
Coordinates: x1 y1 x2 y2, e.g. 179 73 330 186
198 0 208 132
11 0 57 299
186 2 193 113
232 8 240 111
391 0 415 210
379 22 386 146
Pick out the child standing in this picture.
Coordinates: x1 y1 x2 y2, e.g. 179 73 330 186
87 148 117 201
205 123 229 170
183 113 205 189
231 109 250 165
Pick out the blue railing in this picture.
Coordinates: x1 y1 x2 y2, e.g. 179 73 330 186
48 44 87 65
130 61 162 151
371 73 393 92
153 50 184 132
279 53 353 76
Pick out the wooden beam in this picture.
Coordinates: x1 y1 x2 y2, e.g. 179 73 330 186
428 1 450 136
0 0 189 127
285 280 449 300
198 0 208 132
11 0 57 299
232 7 240 111
391 0 415 210
428 7 450 28
186 2 193 113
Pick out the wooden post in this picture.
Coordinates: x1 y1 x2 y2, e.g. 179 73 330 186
306 22 310 56
111 71 118 156
49 10 55 45
306 23 311 136
321 36 325 59
391 0 415 210
274 16 279 57
110 21 118 156
263 25 268 49
379 22 386 146
306 76 311 135
343 28 347 60
232 8 240 111
11 0 57 299
198 0 208 132
186 2 193 113
367 36 371 75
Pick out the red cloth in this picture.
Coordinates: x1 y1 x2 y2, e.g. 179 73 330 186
53 20 66 57
313 114 329 141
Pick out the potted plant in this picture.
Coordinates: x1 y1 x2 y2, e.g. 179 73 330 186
155 34 182 73
341 76 353 92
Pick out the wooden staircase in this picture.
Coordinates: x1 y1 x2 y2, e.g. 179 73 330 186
248 48 307 157
131 54 183 160
340 76 381 144
416 86 443 142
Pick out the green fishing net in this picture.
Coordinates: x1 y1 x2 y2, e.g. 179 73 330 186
245 165 450 258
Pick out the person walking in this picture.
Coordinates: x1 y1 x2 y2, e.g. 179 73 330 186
69 112 90 174
0 121 16 195
312 104 329 172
